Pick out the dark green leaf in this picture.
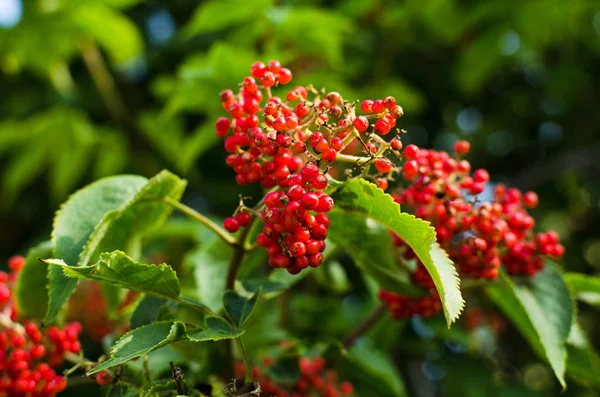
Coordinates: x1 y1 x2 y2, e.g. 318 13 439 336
486 266 574 387
45 251 180 300
47 175 147 324
14 241 53 320
141 380 177 397
130 295 170 330
240 279 286 295
46 170 186 324
187 316 244 342
88 321 187 375
329 179 463 325
223 289 261 328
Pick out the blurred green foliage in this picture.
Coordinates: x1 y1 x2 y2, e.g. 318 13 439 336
2 0 600 395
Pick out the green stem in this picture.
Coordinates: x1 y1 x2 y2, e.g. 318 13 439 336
164 197 237 246
236 337 253 385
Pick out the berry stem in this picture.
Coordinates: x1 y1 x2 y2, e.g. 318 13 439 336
236 337 253 385
163 197 238 246
341 303 387 348
335 153 372 164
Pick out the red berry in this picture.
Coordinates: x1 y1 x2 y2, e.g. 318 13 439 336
224 217 240 233
251 61 266 78
236 212 252 227
374 119 391 135
454 140 470 156
375 158 393 173
96 371 112 386
301 193 319 210
353 116 369 132
523 191 539 208
322 148 337 162
360 100 373 113
403 144 419 160
277 68 293 84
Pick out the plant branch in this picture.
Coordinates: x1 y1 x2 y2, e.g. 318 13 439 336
79 40 130 129
163 197 237 246
341 303 387 348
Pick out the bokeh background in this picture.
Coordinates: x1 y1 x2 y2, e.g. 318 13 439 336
1 0 600 396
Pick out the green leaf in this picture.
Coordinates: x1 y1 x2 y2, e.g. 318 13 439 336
130 295 170 330
240 279 286 295
348 340 408 396
187 316 244 342
329 179 463 326
566 322 600 387
88 321 187 375
47 174 147 324
564 272 600 308
46 170 186 325
223 289 261 328
486 266 574 388
14 241 53 320
73 5 144 65
314 261 351 294
81 170 187 267
45 251 181 300
327 210 422 296
186 237 232 312
183 0 271 37
141 380 177 397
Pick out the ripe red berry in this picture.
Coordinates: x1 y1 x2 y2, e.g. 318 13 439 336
321 148 337 162
374 119 391 135
223 217 240 233
360 100 373 113
236 212 252 227
372 100 385 113
301 193 319 210
403 144 419 160
8 256 26 272
454 140 470 156
251 61 266 78
390 138 403 151
523 191 539 208
353 116 369 132
375 158 393 173
96 371 112 386
277 68 293 84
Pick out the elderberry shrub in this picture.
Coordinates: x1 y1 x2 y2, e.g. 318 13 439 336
0 256 82 396
215 60 564 319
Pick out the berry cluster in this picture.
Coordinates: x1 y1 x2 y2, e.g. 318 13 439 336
392 141 564 279
255 162 332 274
378 140 565 319
378 290 442 319
236 357 353 397
1 256 82 396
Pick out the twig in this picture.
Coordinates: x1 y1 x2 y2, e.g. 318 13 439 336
79 40 130 129
341 303 387 348
163 197 238 246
